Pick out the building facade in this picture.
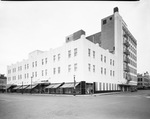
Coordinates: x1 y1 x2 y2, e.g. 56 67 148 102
137 72 150 89
7 7 137 93
0 74 7 92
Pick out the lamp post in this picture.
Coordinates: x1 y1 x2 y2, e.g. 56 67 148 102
22 81 23 94
31 76 33 94
73 75 76 96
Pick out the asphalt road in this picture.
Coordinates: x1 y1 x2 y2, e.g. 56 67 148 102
0 90 150 119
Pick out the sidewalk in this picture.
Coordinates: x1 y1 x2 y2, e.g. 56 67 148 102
4 91 122 97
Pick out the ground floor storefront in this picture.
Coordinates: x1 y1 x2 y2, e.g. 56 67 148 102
5 81 137 95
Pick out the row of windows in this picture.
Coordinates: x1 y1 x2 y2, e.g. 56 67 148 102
102 17 112 25
128 36 136 48
12 68 16 73
68 48 78 58
0 81 5 84
8 70 11 74
129 51 136 61
53 67 61 74
88 64 95 72
138 78 143 82
7 77 11 81
129 44 136 55
96 83 119 91
42 58 48 65
68 63 78 73
123 30 136 48
53 54 60 62
88 63 115 76
18 66 23 71
13 76 16 80
88 48 115 66
88 49 95 58
129 67 137 75
123 54 136 67
138 83 143 86
130 59 137 68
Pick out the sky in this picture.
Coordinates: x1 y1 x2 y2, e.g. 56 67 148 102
0 1 150 75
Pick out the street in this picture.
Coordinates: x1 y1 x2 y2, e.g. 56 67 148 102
0 90 150 119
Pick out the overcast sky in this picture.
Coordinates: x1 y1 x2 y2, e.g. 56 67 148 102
0 1 150 75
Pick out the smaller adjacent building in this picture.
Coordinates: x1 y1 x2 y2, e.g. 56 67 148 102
137 72 150 89
0 74 7 92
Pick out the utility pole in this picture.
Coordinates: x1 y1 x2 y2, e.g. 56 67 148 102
73 75 76 96
31 76 33 94
22 81 23 94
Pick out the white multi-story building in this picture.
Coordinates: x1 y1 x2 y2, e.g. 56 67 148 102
7 7 137 92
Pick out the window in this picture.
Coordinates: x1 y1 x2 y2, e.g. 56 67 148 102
113 60 114 66
88 64 91 71
45 69 47 76
104 68 106 75
32 62 34 67
68 65 71 72
74 48 77 57
110 59 112 65
25 65 26 70
24 74 26 79
58 54 60 61
58 67 60 74
103 19 107 25
104 56 106 63
113 71 115 76
45 58 47 64
8 70 11 74
110 70 112 76
42 59 44 65
68 50 71 58
35 72 37 77
53 68 56 75
35 61 37 67
42 70 44 76
93 65 95 72
74 63 77 71
101 67 103 74
53 55 56 62
101 55 103 62
88 49 91 57
93 51 95 58
110 17 112 20
32 72 34 77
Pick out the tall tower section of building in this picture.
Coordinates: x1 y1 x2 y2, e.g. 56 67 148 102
101 7 137 87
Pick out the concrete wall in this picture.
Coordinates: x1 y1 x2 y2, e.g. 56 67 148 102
101 15 114 51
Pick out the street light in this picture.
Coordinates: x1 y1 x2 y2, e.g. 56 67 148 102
22 81 23 94
31 76 33 94
73 75 76 96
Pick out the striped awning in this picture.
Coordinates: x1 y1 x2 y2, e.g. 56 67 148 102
18 85 29 89
26 84 38 89
45 83 62 89
13 86 22 90
60 82 79 88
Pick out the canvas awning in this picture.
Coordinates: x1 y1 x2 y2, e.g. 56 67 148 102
60 82 79 88
45 83 62 89
26 84 38 89
13 86 22 90
6 84 16 89
18 85 29 89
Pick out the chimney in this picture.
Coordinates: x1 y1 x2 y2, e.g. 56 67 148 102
114 7 119 13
